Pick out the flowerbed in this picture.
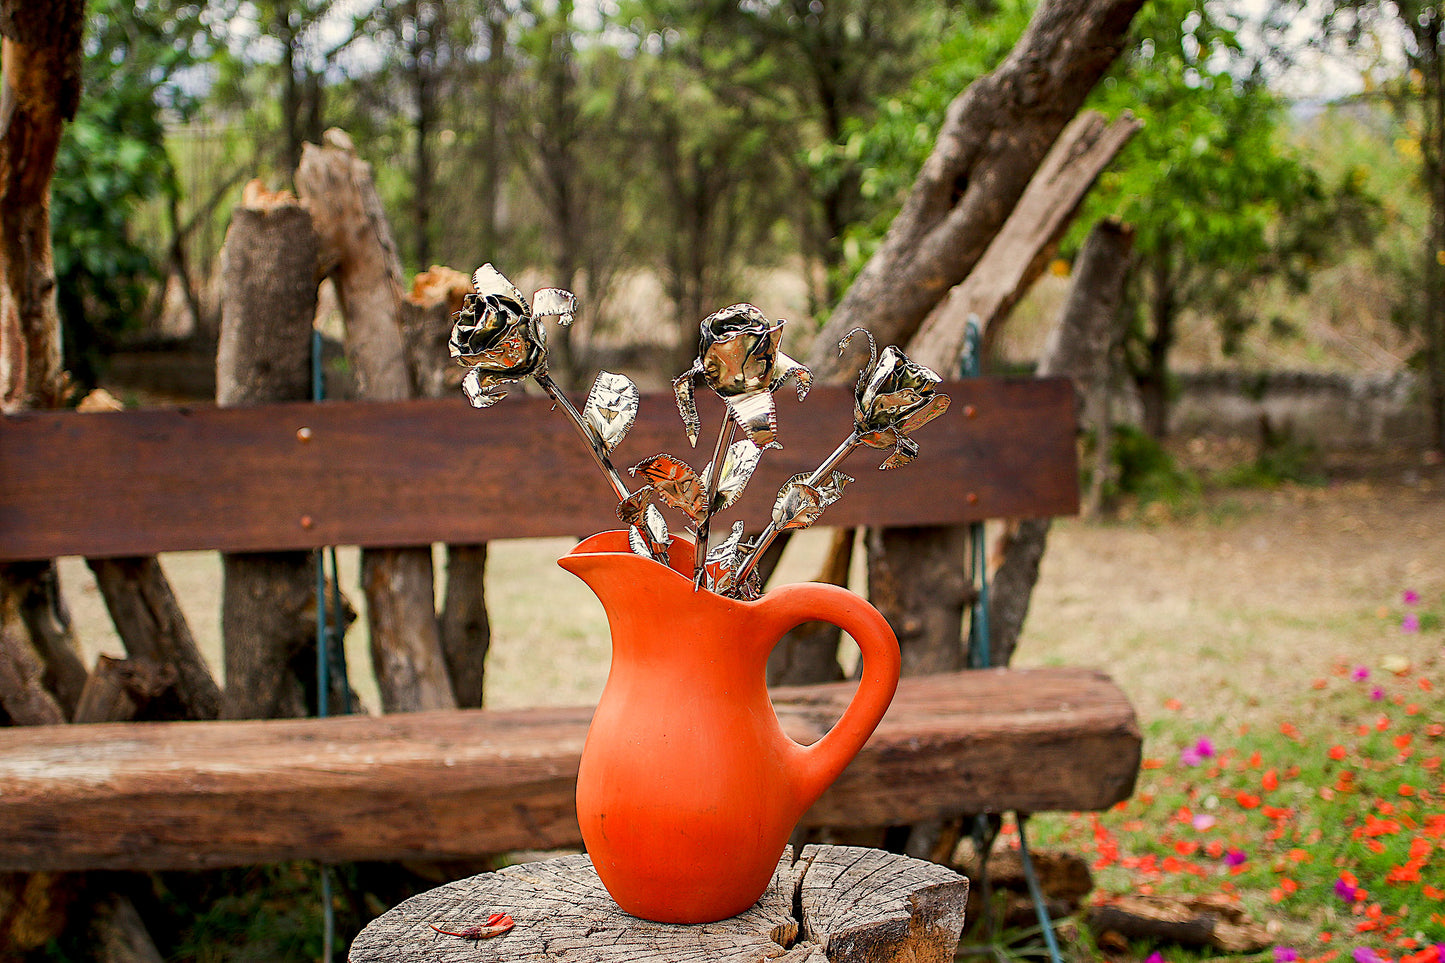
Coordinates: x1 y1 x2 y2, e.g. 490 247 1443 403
1030 590 1444 962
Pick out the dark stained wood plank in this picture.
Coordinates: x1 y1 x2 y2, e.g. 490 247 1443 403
0 378 1078 561
0 667 1136 872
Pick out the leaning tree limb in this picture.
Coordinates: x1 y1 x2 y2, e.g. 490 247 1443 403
803 0 1145 384
907 110 1141 372
296 130 456 714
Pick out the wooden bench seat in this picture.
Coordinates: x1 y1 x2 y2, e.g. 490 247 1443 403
0 667 1137 872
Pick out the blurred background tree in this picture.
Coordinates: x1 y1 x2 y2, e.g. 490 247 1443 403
48 0 1439 455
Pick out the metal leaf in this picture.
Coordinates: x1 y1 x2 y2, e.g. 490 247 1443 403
630 453 706 522
672 367 702 447
770 470 852 532
701 440 761 515
531 287 577 326
880 433 921 471
723 391 779 450
584 371 639 453
770 350 813 402
460 367 515 408
704 521 759 599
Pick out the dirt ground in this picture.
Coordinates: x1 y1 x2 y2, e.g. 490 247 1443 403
57 443 1445 725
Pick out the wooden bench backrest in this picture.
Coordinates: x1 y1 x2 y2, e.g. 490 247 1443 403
0 377 1078 562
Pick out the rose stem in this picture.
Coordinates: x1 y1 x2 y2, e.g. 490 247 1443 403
733 432 862 586
533 372 631 502
692 417 736 589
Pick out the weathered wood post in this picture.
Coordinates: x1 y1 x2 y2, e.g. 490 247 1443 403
296 130 457 713
217 181 326 720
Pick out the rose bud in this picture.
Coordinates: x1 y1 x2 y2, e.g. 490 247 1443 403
844 328 951 470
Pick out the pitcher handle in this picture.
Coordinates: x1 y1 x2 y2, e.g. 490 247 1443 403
756 582 902 808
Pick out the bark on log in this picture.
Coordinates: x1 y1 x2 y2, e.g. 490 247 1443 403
297 130 456 714
987 219 1134 666
907 111 1141 372
766 528 853 686
1087 894 1272 953
71 655 175 725
0 0 84 412
217 181 325 720
348 845 967 963
0 559 86 716
0 592 65 725
87 557 220 720
801 0 1145 383
404 268 490 709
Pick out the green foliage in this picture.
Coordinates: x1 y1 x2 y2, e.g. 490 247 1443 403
1098 423 1202 506
52 0 207 387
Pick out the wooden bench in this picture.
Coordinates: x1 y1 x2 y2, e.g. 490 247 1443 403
0 376 1141 872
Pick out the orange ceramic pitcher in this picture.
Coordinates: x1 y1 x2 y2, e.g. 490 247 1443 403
559 530 902 924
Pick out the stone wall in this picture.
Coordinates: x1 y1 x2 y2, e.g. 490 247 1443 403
1165 370 1427 448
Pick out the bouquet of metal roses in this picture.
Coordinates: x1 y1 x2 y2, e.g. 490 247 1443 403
449 264 950 599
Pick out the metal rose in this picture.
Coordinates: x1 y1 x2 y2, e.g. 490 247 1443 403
673 303 811 450
843 328 951 470
450 264 576 408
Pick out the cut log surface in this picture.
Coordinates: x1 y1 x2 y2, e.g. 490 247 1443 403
348 845 967 963
0 667 1139 872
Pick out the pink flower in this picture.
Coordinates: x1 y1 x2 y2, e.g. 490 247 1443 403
1275 948 1299 963
1351 665 1370 681
1353 948 1382 963
1370 687 1384 701
1334 875 1361 901
1144 954 1165 963
1225 848 1247 866
1402 612 1420 633
1192 813 1217 831
1403 589 1420 605
1180 737 1216 766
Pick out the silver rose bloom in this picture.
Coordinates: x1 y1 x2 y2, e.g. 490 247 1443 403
449 264 576 408
844 329 950 470
673 303 810 450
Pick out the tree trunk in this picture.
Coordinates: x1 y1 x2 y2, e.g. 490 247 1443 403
0 560 86 717
853 115 1138 679
801 0 1145 384
216 181 324 721
0 0 87 728
86 557 221 720
1137 247 1176 439
0 0 83 413
0 591 66 726
908 111 1141 371
296 131 457 713
402 268 492 708
988 219 1135 666
866 526 976 676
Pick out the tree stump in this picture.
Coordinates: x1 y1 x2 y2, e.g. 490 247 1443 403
350 845 967 963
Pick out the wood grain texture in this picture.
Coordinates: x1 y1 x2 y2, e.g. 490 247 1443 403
0 667 1137 872
0 377 1078 562
347 845 965 963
